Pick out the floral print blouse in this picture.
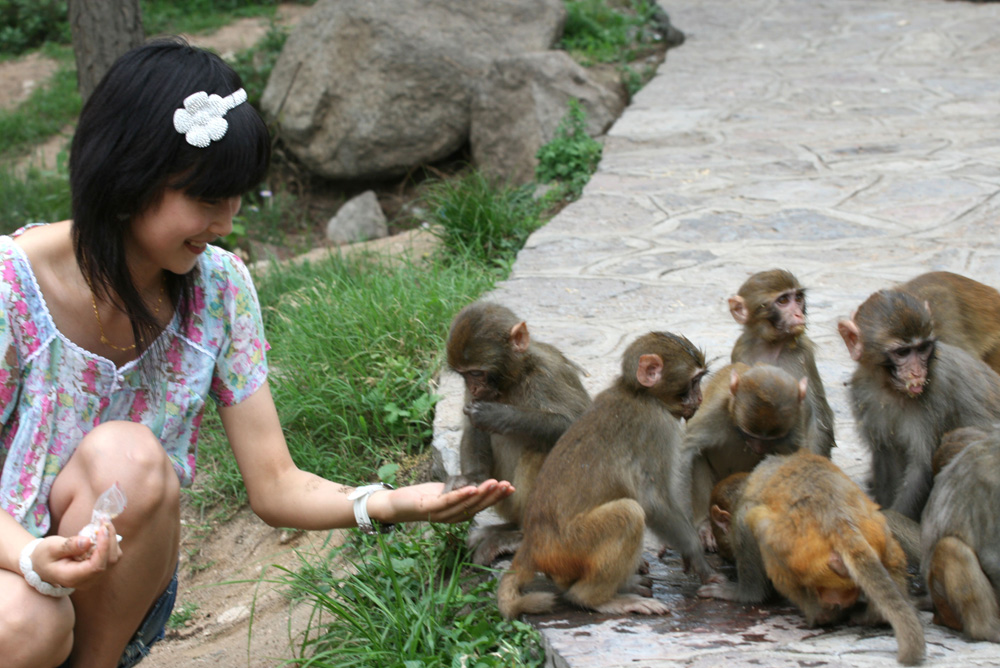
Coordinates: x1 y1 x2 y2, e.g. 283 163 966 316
0 230 269 537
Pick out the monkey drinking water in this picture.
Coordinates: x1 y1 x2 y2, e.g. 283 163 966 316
703 450 925 666
729 269 836 457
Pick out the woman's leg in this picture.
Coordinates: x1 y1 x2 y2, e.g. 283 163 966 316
0 568 75 667
49 421 181 667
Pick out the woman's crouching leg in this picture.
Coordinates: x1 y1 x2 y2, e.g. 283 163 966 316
49 421 181 666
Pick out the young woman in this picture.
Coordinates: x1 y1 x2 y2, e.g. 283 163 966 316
0 38 512 668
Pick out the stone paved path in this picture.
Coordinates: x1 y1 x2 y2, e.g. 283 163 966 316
433 0 1000 664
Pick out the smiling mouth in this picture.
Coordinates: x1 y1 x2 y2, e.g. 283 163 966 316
185 240 211 254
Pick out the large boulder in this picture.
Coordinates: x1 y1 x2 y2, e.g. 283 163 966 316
470 52 626 186
260 0 566 180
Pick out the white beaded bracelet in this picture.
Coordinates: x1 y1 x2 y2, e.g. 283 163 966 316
19 538 75 597
347 483 395 535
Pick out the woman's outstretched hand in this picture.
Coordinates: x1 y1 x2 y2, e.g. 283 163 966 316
368 479 515 525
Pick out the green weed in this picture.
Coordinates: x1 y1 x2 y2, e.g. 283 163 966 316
535 99 603 199
275 525 544 667
561 0 663 65
423 170 544 268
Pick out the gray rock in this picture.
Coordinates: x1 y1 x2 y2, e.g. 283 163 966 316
325 191 388 244
471 52 626 185
261 0 566 180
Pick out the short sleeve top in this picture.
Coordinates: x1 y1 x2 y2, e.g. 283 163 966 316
0 230 269 537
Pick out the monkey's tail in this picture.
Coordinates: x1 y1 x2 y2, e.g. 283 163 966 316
840 535 926 666
497 552 556 620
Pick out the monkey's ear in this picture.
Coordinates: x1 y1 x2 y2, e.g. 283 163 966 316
797 377 809 402
828 550 849 578
729 367 741 395
636 354 664 388
837 319 864 361
710 504 731 533
728 295 748 324
509 321 530 353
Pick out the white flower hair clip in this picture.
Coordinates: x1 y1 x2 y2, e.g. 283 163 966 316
173 88 248 148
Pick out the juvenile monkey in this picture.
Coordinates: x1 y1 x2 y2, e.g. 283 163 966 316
703 451 925 666
676 362 807 550
497 332 716 619
445 301 591 564
728 269 836 457
838 289 1000 520
901 271 1000 375
921 428 1000 642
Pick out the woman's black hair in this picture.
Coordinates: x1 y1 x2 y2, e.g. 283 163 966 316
69 36 270 356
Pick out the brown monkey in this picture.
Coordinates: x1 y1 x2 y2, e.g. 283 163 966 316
497 331 717 619
445 301 591 564
885 428 987 572
932 426 987 478
921 428 1000 642
676 362 807 551
703 451 925 666
838 289 1000 520
729 269 836 457
901 271 1000 375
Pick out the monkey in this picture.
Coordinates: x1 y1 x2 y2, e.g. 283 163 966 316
675 362 807 551
921 427 1000 642
900 271 1000 375
496 331 718 619
702 451 926 666
444 301 591 564
838 288 1000 521
932 426 987 478
728 269 836 457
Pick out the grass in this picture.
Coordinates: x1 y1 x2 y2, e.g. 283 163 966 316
561 0 664 65
272 525 544 667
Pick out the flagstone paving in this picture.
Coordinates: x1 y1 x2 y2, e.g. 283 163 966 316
434 0 1000 664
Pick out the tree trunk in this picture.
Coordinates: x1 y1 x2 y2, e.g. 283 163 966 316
69 0 144 105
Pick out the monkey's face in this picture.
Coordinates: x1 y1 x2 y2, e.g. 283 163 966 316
736 426 795 456
765 288 806 337
882 338 935 398
458 369 500 401
678 369 707 420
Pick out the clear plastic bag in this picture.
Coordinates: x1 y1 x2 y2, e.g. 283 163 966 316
78 482 127 544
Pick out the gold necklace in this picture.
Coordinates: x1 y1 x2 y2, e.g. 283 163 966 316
90 284 164 352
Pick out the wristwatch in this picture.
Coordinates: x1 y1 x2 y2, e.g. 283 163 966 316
347 483 396 535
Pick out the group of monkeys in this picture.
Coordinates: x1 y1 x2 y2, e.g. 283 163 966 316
444 268 1000 666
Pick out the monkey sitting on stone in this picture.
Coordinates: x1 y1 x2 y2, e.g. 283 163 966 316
728 269 835 457
921 426 1000 643
444 301 591 565
674 362 807 552
703 450 925 666
900 271 1000 375
838 288 1000 521
497 331 718 619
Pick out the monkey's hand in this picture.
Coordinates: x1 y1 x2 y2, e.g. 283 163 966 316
443 474 478 493
697 579 738 601
697 519 717 552
463 401 514 434
368 479 515 524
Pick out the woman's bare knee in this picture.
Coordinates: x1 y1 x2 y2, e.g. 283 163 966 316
0 575 74 667
51 421 180 533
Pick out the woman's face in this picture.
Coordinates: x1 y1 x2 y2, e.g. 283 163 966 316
127 188 241 277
